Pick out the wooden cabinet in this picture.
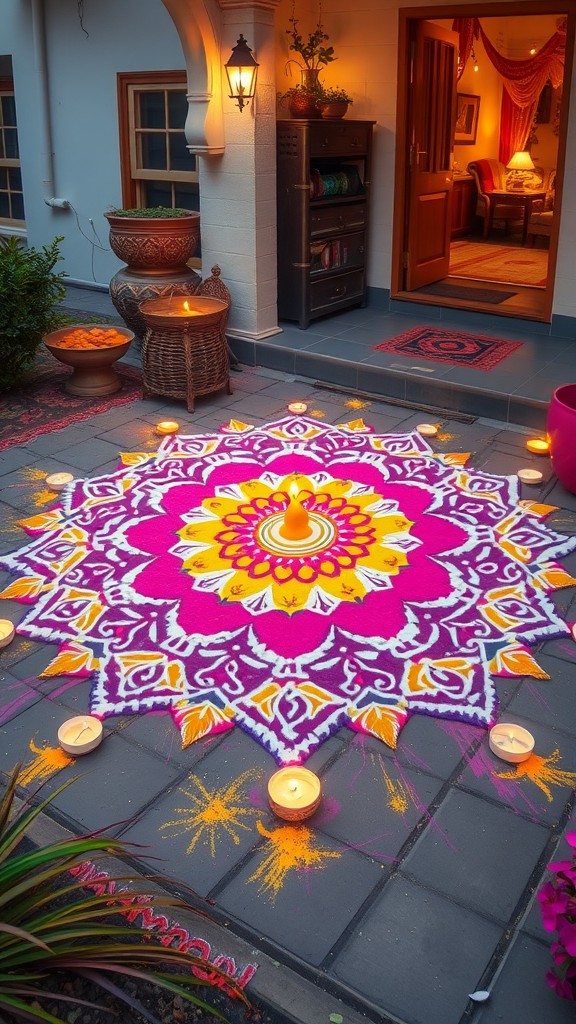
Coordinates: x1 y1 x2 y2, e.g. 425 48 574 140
450 175 476 238
277 119 375 329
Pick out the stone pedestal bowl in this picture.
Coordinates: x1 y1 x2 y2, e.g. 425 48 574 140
43 324 135 396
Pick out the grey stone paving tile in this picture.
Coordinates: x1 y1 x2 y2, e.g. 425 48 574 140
505 653 576 735
381 715 484 780
217 832 385 966
0 448 36 474
401 787 550 923
94 421 165 449
328 875 502 1024
0 672 42 725
315 737 445 864
57 437 126 471
474 446 555 483
117 728 277 897
0 699 183 832
1 638 58 677
454 715 576 827
225 393 296 419
476 933 575 1024
110 709 227 767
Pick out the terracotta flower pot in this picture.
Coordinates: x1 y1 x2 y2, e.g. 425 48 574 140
318 101 349 119
104 211 200 274
547 384 576 493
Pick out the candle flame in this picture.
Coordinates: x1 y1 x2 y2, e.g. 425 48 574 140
289 482 299 499
183 300 191 312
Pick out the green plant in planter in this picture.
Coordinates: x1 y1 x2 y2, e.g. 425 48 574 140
0 764 249 1023
106 206 195 218
317 85 353 104
0 236 67 392
285 1 336 73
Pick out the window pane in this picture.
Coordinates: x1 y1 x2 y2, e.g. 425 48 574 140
168 91 188 129
143 181 172 207
140 132 167 170
11 192 24 219
1 95 16 125
139 91 165 129
5 128 19 159
169 133 193 172
0 193 8 217
8 166 22 189
0 168 6 188
175 181 199 211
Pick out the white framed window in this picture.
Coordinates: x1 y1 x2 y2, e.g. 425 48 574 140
117 72 199 212
0 79 25 227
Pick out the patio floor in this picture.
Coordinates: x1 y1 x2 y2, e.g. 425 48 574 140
1 285 576 1024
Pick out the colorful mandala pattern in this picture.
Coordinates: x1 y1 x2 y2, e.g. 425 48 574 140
2 417 575 764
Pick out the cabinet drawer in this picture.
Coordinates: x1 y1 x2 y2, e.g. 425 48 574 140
311 203 366 237
310 269 365 313
310 231 365 274
310 123 372 158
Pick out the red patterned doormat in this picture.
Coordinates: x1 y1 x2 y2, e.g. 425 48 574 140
0 351 142 452
372 326 523 370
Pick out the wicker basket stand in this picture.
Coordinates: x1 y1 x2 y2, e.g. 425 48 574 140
140 295 231 412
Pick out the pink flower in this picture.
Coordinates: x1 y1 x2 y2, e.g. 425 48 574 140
546 970 576 1000
538 882 570 932
558 919 576 958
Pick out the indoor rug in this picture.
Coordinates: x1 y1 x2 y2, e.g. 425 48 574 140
415 280 517 304
372 326 523 370
2 417 575 765
0 351 142 452
449 240 548 288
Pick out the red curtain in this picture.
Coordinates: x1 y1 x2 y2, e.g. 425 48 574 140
452 17 566 162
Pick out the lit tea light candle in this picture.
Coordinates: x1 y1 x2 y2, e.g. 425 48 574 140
489 723 535 764
0 618 15 648
416 423 438 437
45 472 74 492
288 402 308 414
268 767 322 821
526 437 550 455
518 468 543 484
155 421 180 436
57 715 103 756
280 482 312 541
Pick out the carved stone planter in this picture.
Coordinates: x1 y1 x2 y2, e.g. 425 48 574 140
104 210 201 337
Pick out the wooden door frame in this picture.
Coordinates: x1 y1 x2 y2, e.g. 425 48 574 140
392 1 576 321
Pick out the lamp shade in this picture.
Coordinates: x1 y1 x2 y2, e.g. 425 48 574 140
506 150 535 171
224 34 259 112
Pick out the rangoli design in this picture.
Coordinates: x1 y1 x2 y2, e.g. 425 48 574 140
2 416 575 764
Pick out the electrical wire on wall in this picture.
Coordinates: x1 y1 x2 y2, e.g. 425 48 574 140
67 203 110 283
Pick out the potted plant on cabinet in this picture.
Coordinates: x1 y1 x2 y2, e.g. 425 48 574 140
282 2 336 116
103 206 201 336
317 85 353 119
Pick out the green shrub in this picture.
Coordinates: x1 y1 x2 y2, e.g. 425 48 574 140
106 207 194 217
0 236 67 391
0 765 248 1023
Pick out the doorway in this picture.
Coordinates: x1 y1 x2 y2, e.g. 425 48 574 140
392 2 575 323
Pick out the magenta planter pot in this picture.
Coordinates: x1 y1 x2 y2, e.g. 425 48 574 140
547 384 576 493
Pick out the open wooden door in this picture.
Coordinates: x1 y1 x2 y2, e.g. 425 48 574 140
404 21 459 290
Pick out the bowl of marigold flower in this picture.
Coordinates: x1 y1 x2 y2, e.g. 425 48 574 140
44 324 135 396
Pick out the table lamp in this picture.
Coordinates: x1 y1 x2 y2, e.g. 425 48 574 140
506 150 535 191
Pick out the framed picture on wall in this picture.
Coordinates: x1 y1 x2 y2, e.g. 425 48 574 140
455 93 480 144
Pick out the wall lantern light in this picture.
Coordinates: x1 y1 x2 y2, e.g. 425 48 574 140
225 34 259 112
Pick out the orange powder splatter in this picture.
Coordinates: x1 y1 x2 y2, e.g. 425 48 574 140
22 468 48 483
309 409 326 419
496 749 576 802
18 738 74 786
344 399 370 410
248 820 340 898
159 769 263 857
380 768 410 814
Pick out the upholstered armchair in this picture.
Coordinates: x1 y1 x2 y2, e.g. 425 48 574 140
467 159 524 239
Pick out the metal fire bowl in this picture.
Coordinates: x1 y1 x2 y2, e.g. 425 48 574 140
44 324 135 396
